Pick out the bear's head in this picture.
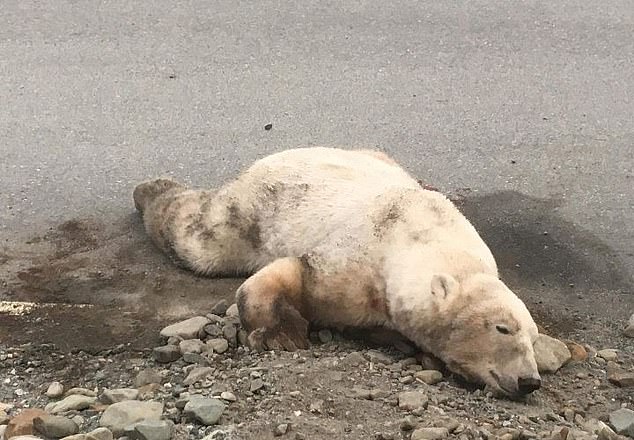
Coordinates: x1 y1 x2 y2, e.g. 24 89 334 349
422 273 541 398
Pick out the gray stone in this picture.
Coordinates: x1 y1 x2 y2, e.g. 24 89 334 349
206 338 229 354
183 397 226 425
45 394 97 414
399 415 418 431
273 423 289 436
88 427 115 440
160 316 210 339
46 382 64 398
624 314 634 338
211 300 229 316
250 379 265 392
183 367 214 385
411 427 449 440
345 386 372 400
398 391 429 411
58 427 114 440
366 349 395 364
179 339 206 355
414 370 443 385
609 408 634 437
534 334 571 373
225 304 239 318
204 324 223 338
135 369 163 387
318 329 333 343
4 436 43 440
129 420 173 440
152 346 181 363
101 388 140 404
341 351 366 366
166 336 182 346
220 392 237 402
65 387 97 397
237 330 249 347
99 401 163 436
222 325 237 345
179 352 207 364
597 349 618 362
33 414 79 438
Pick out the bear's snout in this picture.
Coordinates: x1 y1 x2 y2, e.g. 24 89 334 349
517 376 541 395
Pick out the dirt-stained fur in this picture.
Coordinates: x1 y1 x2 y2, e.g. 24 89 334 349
134 147 541 397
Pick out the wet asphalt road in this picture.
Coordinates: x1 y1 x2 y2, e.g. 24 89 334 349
1 1 632 322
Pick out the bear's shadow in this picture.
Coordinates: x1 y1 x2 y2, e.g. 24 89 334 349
456 190 633 336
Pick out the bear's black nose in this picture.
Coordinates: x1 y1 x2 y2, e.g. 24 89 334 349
517 377 541 395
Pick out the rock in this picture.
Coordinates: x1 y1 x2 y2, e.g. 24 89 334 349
211 300 229 316
345 387 372 400
414 370 443 385
608 369 634 387
609 408 634 437
398 391 429 411
65 388 97 397
160 316 210 339
341 352 366 366
152 346 181 363
179 339 206 354
1 411 10 425
61 427 114 440
624 314 634 338
237 330 249 346
220 392 237 402
417 353 445 371
204 324 223 338
225 304 239 317
86 427 115 440
534 334 571 373
366 350 395 364
222 325 237 345
597 425 620 440
101 388 140 404
399 415 418 431
129 420 173 440
183 397 226 425
33 414 79 438
99 401 163 436
273 423 289 436
137 383 161 400
250 379 265 392
318 329 333 343
135 369 163 387
182 352 210 365
597 349 618 362
4 436 43 440
46 382 64 398
206 338 229 354
183 367 214 385
411 427 449 440
564 341 588 362
45 394 97 414
4 409 47 438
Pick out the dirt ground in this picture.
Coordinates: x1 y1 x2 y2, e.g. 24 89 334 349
0 188 633 439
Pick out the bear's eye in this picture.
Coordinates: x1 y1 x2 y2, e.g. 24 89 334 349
496 325 510 335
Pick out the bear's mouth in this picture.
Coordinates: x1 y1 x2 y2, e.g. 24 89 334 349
489 370 516 396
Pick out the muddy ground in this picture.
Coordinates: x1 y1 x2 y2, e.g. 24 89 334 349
0 188 633 439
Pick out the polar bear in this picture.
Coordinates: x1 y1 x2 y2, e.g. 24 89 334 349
133 147 541 397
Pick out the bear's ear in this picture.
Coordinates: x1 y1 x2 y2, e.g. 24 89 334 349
430 273 459 299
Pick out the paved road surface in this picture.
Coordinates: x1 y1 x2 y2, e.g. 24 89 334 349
1 1 632 350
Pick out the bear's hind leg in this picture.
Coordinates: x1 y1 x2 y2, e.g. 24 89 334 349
236 257 310 351
133 178 184 214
